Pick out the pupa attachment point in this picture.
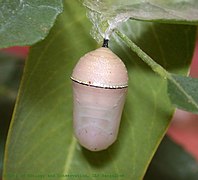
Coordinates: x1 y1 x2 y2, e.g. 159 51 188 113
102 39 109 48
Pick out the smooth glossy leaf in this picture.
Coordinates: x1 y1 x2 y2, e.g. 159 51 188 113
3 1 196 180
0 0 63 48
168 74 198 114
144 136 198 180
0 53 24 178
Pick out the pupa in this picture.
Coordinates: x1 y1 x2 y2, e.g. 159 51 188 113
71 40 128 151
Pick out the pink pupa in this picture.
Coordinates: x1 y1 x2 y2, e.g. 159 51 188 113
71 40 128 151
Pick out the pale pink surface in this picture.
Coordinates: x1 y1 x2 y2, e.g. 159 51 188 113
71 47 128 88
72 82 127 151
1 46 29 58
167 40 198 161
71 48 128 151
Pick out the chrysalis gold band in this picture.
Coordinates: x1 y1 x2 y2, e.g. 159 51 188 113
70 76 128 89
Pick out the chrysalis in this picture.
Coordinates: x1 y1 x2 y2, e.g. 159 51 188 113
71 40 128 151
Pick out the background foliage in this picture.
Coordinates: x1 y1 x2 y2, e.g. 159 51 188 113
0 0 197 180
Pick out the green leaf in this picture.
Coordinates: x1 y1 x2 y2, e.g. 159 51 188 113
3 1 196 180
84 0 198 24
114 30 198 115
84 0 198 42
168 74 198 114
144 136 198 180
0 52 24 178
0 0 63 48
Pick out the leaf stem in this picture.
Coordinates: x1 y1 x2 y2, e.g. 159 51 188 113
115 29 171 79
